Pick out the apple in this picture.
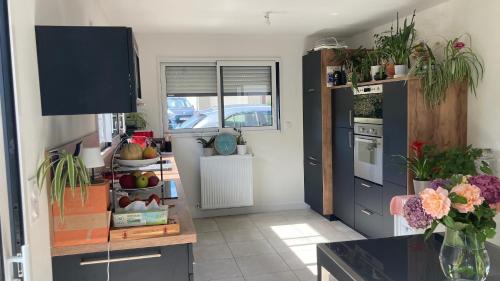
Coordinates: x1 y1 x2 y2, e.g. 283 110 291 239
143 171 156 179
131 171 143 178
118 196 131 208
119 175 136 189
147 194 161 205
148 175 160 187
143 147 158 159
136 175 149 188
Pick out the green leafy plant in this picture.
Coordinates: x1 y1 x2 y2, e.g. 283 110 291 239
125 112 148 130
196 136 216 148
335 47 372 89
36 150 91 219
235 129 247 145
425 145 487 179
374 10 416 65
409 34 484 106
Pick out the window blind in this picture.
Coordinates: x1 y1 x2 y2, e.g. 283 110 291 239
221 66 271 96
165 66 217 96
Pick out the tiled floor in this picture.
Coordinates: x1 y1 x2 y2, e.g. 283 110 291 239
193 209 365 281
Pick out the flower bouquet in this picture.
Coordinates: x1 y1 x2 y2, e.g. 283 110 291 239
403 174 500 281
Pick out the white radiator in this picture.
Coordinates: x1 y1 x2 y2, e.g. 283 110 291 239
200 154 253 209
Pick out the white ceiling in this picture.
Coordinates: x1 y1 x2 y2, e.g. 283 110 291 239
97 0 448 37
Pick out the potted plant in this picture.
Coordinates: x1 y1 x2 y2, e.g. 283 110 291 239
37 149 109 247
125 112 148 130
400 173 499 280
408 35 484 106
236 129 247 155
375 11 416 78
397 140 432 194
197 136 216 156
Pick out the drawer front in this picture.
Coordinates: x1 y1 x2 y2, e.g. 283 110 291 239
354 178 382 215
354 204 386 238
53 244 192 281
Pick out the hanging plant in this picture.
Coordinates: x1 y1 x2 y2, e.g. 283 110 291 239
409 34 484 106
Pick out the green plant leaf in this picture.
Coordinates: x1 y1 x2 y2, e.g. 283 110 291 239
424 221 439 240
449 192 468 204
66 153 76 190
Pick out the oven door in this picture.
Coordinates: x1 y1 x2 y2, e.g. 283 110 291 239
354 135 383 185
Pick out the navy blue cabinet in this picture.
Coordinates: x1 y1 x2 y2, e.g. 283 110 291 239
333 88 353 128
35 26 140 115
52 244 193 281
333 127 354 228
383 81 408 187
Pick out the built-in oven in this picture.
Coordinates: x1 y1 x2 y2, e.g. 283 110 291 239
353 84 383 124
354 123 383 185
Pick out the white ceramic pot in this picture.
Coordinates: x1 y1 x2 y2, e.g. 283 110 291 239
413 180 431 195
394 64 408 78
370 65 381 81
203 147 214 157
237 145 247 155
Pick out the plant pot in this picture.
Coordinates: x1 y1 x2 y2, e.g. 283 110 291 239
385 64 395 77
237 145 247 155
394 64 408 78
413 180 430 195
370 65 381 81
439 227 490 281
203 147 215 156
52 181 110 247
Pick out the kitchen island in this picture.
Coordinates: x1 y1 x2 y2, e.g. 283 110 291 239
51 154 197 281
317 234 500 281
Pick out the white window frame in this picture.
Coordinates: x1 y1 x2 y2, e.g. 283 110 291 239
159 58 280 135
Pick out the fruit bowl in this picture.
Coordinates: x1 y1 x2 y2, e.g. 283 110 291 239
114 180 164 192
115 156 160 167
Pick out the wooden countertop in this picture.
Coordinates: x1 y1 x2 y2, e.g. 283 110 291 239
51 153 197 257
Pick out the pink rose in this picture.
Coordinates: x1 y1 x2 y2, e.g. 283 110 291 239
451 184 484 213
420 187 451 219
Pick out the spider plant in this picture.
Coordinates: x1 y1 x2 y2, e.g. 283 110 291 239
409 34 484 106
196 136 216 148
36 150 91 219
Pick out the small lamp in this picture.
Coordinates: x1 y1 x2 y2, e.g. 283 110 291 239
80 147 105 184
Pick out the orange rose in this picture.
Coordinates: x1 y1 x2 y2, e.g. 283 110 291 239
420 187 451 219
451 184 484 213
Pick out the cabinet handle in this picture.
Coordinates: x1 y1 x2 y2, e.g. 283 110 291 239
361 209 373 216
361 183 372 189
307 156 318 161
80 253 162 266
348 131 353 149
308 88 315 93
308 161 318 166
348 110 353 127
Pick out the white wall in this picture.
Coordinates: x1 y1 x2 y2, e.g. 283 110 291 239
136 34 307 217
344 0 500 245
8 0 108 279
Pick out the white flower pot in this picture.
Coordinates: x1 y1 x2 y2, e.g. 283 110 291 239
394 64 408 78
237 145 247 155
203 147 214 157
413 180 431 195
370 65 381 81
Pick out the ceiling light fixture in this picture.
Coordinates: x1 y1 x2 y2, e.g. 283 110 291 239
264 11 272 26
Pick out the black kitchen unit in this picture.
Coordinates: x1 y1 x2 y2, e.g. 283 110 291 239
331 82 407 238
332 87 354 228
35 26 141 115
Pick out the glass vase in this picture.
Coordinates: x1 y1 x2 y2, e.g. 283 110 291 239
439 228 490 281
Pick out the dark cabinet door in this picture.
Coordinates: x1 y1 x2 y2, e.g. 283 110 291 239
333 127 354 227
333 88 353 128
383 81 408 186
52 245 192 281
302 51 322 161
304 160 323 214
36 26 138 115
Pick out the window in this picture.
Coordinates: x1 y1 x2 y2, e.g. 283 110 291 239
162 60 280 133
97 113 124 150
